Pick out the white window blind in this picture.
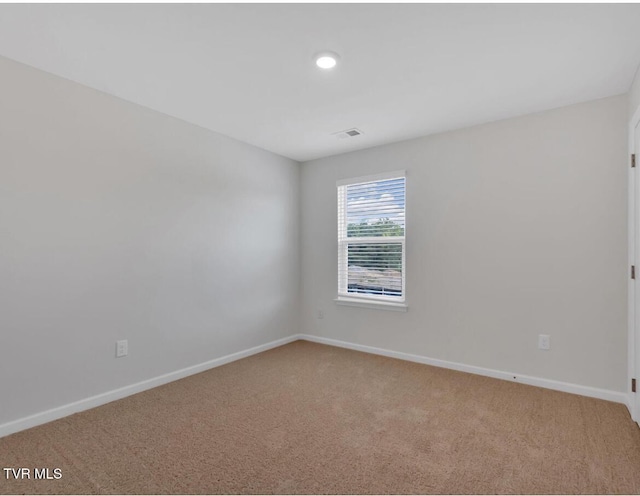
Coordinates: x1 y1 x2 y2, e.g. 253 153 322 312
337 171 406 302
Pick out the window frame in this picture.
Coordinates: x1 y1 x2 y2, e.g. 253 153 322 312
336 170 407 311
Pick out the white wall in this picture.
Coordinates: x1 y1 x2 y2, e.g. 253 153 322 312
0 56 300 426
301 95 628 392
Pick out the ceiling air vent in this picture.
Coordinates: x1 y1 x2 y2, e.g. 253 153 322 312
333 128 363 140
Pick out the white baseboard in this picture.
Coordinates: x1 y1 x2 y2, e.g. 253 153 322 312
2 333 631 439
298 334 629 406
623 393 634 419
0 334 299 439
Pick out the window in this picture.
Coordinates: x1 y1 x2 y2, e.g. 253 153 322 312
337 171 406 308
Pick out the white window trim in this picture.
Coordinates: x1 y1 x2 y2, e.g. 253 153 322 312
336 170 407 311
334 296 408 312
336 169 406 187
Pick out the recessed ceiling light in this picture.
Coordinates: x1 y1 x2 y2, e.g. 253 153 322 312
315 51 340 70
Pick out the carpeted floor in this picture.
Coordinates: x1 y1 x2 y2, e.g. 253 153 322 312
1 340 640 494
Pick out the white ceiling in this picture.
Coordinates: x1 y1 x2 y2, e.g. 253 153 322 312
1 4 640 162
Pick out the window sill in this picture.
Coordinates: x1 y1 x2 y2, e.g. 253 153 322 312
334 297 408 312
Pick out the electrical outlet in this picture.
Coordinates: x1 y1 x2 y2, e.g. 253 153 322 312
116 339 128 358
538 334 550 350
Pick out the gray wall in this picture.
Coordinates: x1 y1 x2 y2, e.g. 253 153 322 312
630 65 640 118
0 56 300 425
301 95 628 392
1 50 632 429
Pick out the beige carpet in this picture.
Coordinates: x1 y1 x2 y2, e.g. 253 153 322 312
1 340 640 494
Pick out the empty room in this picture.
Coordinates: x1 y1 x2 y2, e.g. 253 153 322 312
2 3 640 495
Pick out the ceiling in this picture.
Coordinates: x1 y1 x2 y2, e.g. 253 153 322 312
0 4 640 162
